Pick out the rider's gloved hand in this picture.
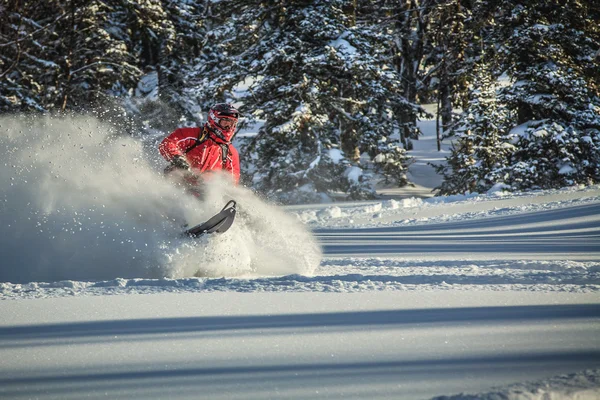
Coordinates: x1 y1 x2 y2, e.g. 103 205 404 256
171 155 190 170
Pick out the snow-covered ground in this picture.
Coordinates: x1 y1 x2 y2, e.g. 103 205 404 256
1 115 599 399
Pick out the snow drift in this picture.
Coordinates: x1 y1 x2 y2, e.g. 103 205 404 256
0 115 320 283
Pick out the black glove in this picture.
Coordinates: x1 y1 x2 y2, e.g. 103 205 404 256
171 155 190 170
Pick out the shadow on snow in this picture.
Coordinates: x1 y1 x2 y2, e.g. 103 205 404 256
0 304 598 347
1 351 599 398
315 203 600 256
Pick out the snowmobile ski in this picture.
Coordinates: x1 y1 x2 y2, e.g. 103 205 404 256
183 200 237 238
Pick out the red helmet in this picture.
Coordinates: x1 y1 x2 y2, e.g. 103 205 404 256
207 103 240 142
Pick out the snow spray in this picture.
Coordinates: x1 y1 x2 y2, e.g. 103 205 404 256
0 115 321 283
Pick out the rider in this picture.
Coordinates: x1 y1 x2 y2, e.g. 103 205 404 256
159 103 241 185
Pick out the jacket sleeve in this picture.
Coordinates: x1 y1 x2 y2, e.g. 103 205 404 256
227 146 241 184
158 128 198 162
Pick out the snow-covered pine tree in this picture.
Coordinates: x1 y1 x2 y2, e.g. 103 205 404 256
0 0 143 113
381 0 436 149
424 0 472 136
0 0 200 120
157 0 209 124
121 0 212 133
435 63 513 194
488 0 600 190
65 1 143 111
0 1 65 111
192 0 417 203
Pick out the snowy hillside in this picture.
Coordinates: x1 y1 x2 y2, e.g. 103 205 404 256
1 116 599 399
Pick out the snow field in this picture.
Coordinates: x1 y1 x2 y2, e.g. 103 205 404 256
0 292 599 399
1 115 599 398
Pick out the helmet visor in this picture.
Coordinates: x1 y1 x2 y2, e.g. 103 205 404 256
219 118 237 130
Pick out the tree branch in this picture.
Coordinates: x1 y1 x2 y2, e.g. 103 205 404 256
0 12 68 48
0 10 24 78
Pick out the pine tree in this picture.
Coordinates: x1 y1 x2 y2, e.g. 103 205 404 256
0 0 144 113
192 0 416 203
491 0 600 189
0 1 64 111
381 0 436 149
157 0 209 122
435 63 513 194
424 0 473 136
436 0 600 194
0 0 192 116
120 0 210 133
65 0 145 111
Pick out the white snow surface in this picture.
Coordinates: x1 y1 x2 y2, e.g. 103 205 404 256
1 115 599 399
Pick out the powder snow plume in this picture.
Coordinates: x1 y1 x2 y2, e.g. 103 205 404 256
0 115 320 283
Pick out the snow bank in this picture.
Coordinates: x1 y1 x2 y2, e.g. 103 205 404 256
433 369 600 400
0 115 320 284
292 184 600 229
2 258 597 299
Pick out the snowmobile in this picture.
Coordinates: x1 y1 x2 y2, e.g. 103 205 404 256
183 199 237 238
164 166 238 238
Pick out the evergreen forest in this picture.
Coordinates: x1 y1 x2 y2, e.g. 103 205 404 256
1 0 599 203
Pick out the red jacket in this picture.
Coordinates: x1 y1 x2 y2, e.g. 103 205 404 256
159 126 240 184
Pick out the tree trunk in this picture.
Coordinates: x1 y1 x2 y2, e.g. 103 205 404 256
342 0 357 26
436 92 441 151
61 0 76 111
393 0 432 143
439 80 453 134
